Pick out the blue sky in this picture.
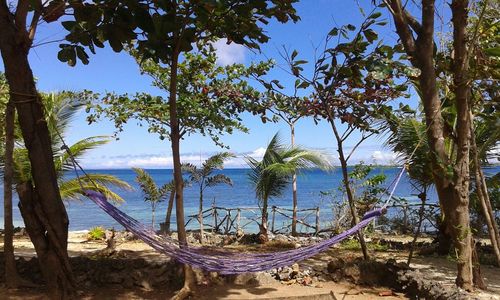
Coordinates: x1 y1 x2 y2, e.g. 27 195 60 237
6 1 428 169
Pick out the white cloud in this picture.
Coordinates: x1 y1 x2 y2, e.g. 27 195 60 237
90 147 269 169
370 150 398 165
213 38 245 66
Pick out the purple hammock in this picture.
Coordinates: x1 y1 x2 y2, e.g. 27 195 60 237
84 190 384 274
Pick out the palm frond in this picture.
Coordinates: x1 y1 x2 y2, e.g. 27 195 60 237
55 136 111 175
202 152 235 175
205 174 233 188
59 174 131 203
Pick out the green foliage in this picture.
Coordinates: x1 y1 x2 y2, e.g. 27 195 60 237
246 133 332 205
347 163 387 215
182 152 234 191
56 0 299 65
277 11 411 133
85 45 272 147
133 168 172 206
340 238 389 252
6 92 131 203
88 226 105 240
385 117 433 189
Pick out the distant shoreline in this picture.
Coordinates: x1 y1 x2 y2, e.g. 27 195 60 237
80 164 500 171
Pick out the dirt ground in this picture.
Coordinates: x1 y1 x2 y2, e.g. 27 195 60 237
1 231 499 299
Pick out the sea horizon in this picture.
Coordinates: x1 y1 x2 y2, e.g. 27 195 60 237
1 166 499 232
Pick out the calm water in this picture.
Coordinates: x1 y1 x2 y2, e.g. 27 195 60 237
1 167 498 232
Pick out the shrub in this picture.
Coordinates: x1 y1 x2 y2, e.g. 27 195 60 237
88 226 106 240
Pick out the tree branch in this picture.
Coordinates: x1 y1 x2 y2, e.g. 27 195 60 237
15 0 29 30
385 0 418 61
28 0 43 41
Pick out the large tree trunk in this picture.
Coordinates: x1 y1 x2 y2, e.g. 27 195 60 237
0 11 75 299
330 121 369 260
17 182 75 299
3 101 22 288
291 123 299 237
169 49 195 300
386 0 473 289
450 0 473 289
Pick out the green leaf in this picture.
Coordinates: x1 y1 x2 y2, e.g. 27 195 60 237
484 47 500 57
368 12 382 19
328 27 339 36
75 46 90 65
62 21 77 31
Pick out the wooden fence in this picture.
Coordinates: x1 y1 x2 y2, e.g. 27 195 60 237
184 205 321 235
183 202 443 236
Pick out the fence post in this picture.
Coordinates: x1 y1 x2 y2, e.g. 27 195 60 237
213 207 218 232
225 210 231 234
315 207 320 235
271 206 276 234
236 209 241 232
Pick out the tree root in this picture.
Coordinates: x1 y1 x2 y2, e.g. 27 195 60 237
170 286 193 300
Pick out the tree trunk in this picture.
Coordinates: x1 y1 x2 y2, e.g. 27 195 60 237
198 186 204 243
407 189 427 265
470 114 500 266
472 239 487 290
386 0 473 289
450 0 473 290
330 121 369 260
169 49 194 300
152 208 156 230
164 191 175 234
259 197 269 244
291 123 299 237
0 13 75 299
17 182 75 299
3 101 21 288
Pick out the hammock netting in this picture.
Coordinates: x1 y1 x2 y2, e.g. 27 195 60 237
85 190 383 274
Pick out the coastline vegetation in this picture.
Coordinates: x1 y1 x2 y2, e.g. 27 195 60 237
0 0 498 299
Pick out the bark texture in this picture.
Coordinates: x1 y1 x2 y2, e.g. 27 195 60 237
169 46 194 299
3 101 21 288
386 0 474 289
0 5 75 298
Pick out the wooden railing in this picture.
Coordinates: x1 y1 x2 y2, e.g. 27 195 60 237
184 205 321 235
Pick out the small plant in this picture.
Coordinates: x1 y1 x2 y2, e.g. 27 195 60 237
340 238 361 250
88 226 106 240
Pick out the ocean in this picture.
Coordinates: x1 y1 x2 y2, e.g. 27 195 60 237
1 167 498 232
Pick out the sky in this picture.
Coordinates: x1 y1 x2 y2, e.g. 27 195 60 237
3 1 436 169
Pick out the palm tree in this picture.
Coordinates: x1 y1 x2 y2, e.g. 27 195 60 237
182 152 234 243
133 167 171 229
10 92 131 203
245 133 331 243
385 116 434 263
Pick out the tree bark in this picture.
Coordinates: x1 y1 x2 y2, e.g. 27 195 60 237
291 123 299 237
0 8 75 298
164 191 175 234
386 0 473 289
3 101 22 288
169 48 194 300
450 0 473 290
330 121 369 260
17 182 75 299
